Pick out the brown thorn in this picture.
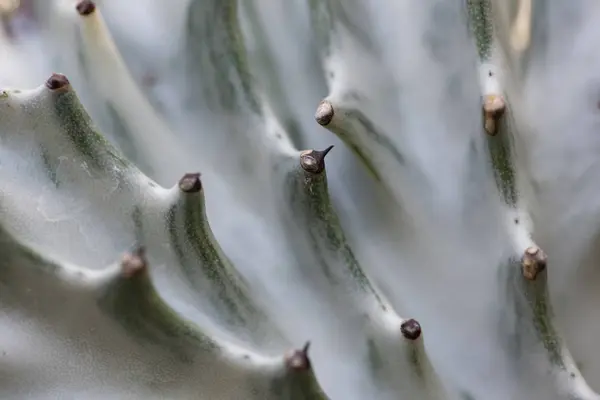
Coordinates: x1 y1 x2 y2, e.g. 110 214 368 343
484 119 497 136
45 73 70 91
315 100 334 126
178 173 202 193
120 246 147 278
521 246 547 280
400 319 422 340
284 341 312 371
300 145 334 174
76 0 96 16
483 94 506 136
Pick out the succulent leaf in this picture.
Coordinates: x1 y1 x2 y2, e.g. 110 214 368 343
0 225 327 399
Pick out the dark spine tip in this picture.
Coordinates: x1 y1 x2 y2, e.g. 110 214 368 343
300 145 334 174
321 145 335 158
120 247 147 278
401 319 422 340
521 246 548 281
76 0 96 16
285 341 312 371
178 173 202 193
302 341 311 354
45 73 70 91
315 100 334 126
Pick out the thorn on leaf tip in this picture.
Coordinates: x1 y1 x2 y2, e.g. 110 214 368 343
521 246 547 280
178 173 202 193
76 0 96 16
401 319 422 340
285 341 312 371
315 100 334 126
45 73 70 91
300 146 334 174
121 247 147 278
483 94 506 135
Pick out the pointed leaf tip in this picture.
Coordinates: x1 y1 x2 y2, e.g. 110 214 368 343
321 145 334 157
400 319 422 340
45 73 70 91
120 247 147 278
315 100 334 126
483 94 506 136
300 146 334 174
76 0 96 16
521 246 547 280
285 341 312 371
178 173 202 193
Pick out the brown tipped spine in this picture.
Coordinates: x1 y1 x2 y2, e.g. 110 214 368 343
45 73 71 91
76 0 96 16
483 94 506 136
285 341 312 371
315 100 334 126
120 247 147 278
178 172 203 193
300 145 334 174
400 319 422 340
521 246 547 280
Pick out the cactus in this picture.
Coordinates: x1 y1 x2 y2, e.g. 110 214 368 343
1 0 600 399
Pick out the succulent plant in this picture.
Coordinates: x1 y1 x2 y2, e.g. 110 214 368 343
1 0 600 399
